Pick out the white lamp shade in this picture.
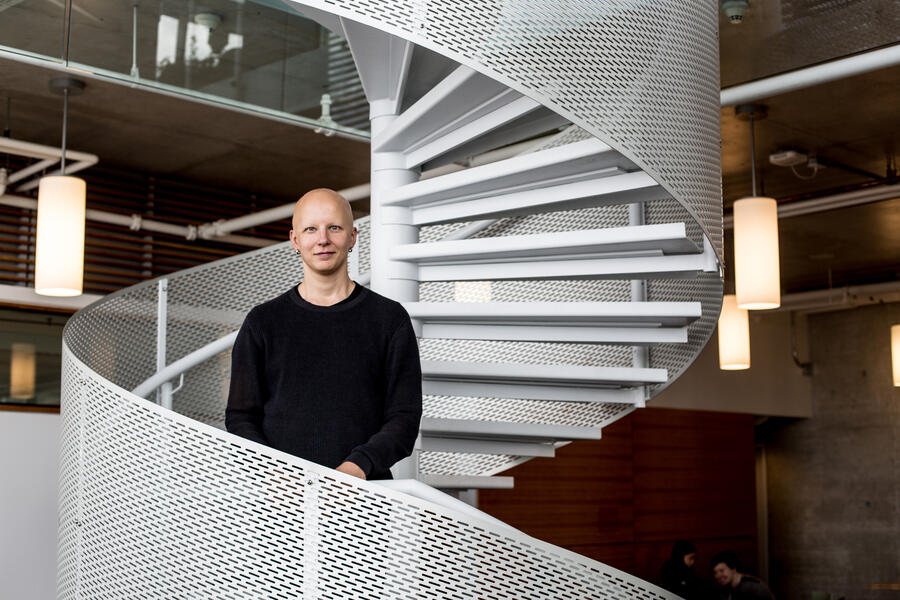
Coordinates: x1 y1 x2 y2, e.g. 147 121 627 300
734 196 780 310
892 325 900 387
35 175 86 297
10 342 36 400
718 294 750 370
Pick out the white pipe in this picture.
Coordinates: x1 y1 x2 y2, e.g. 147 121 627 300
196 183 371 239
0 137 98 162
0 194 275 248
776 281 900 314
0 137 100 191
724 183 900 228
721 44 900 106
132 331 238 398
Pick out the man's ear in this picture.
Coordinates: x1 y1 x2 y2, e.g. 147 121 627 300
350 226 358 248
289 229 300 251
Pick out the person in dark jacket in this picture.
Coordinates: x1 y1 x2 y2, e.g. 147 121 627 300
226 188 422 480
710 550 775 600
661 540 707 599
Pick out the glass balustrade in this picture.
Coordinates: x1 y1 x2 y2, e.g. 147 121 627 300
0 0 369 138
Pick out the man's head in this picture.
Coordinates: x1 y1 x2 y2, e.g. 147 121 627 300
289 188 357 278
710 550 741 587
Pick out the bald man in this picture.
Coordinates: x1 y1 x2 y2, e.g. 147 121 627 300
226 189 422 480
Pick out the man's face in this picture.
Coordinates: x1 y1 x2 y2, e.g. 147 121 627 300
713 562 737 587
290 191 357 277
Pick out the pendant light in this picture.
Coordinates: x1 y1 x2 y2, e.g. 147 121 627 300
34 77 87 297
10 342 37 400
892 324 900 387
733 104 780 310
718 294 750 370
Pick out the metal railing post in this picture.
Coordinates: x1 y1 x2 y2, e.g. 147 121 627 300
155 278 173 410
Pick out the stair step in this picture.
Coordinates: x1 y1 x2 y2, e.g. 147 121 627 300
392 223 709 281
383 138 656 225
421 360 663 403
423 474 515 489
421 417 606 442
420 436 557 458
405 301 701 344
421 109 570 171
395 223 698 262
373 65 542 168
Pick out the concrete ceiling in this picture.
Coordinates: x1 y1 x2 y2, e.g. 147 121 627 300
0 2 898 295
0 57 371 206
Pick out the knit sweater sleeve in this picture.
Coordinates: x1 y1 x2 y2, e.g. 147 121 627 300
344 318 423 478
225 312 269 445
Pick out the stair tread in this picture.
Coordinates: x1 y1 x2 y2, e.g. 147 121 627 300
385 138 628 207
421 417 606 441
421 359 667 385
393 223 699 263
373 64 540 166
405 301 702 326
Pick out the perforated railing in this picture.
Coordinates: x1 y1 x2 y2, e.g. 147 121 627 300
59 0 721 595
59 234 679 599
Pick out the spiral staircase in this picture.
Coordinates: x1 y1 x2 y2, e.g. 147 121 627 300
57 1 722 598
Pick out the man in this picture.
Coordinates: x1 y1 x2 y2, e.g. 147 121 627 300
226 188 422 480
711 550 775 600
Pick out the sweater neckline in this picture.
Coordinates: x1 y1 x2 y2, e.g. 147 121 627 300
288 281 366 312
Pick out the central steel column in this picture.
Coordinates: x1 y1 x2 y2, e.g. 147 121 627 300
369 98 420 479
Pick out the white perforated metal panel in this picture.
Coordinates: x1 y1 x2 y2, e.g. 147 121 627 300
288 0 722 259
59 1 721 596
59 347 675 600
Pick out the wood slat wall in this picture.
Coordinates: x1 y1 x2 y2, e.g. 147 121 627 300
479 407 758 586
0 159 290 295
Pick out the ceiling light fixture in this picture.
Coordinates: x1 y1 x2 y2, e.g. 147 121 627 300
733 104 780 310
718 294 751 370
721 0 750 24
35 77 87 297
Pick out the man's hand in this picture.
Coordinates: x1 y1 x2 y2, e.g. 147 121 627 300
336 461 366 479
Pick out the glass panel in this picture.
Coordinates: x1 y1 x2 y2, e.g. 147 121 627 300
64 0 369 132
0 308 68 408
720 0 900 87
0 0 65 59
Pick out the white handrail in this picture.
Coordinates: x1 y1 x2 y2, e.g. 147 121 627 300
131 331 238 399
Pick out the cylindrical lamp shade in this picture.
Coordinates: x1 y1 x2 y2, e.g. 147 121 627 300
892 325 900 387
10 342 36 400
734 196 780 310
35 175 86 296
718 294 750 370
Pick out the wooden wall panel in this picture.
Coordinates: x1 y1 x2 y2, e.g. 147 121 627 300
479 407 758 584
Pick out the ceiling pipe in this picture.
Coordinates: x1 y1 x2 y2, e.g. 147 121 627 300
721 43 900 106
776 280 900 314
724 182 900 228
0 137 99 191
196 182 371 240
0 193 274 248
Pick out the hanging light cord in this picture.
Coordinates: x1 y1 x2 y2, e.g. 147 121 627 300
61 88 69 176
749 113 757 197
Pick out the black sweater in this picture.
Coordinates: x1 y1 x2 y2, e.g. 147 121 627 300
225 283 423 480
